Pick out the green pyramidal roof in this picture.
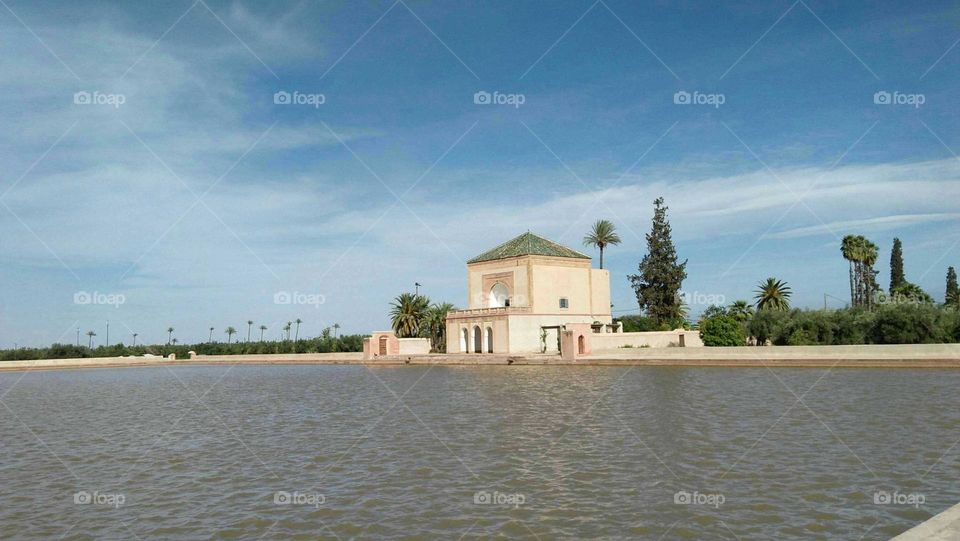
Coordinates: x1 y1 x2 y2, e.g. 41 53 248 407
468 232 591 264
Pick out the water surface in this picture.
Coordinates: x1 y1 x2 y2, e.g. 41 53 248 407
1 365 958 539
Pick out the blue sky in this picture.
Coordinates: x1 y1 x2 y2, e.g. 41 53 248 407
2 0 959 346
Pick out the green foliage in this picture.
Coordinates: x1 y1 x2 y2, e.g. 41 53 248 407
890 238 905 292
887 282 934 305
699 315 745 347
616 315 674 332
629 197 687 326
390 293 430 338
946 266 959 308
754 277 792 311
422 302 455 352
582 219 622 269
745 305 960 346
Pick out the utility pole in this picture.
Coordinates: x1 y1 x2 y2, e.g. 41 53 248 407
415 282 421 295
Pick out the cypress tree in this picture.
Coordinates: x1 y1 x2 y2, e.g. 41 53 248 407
947 266 959 307
629 197 688 326
890 238 905 292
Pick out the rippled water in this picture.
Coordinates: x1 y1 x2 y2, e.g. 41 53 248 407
1 365 958 540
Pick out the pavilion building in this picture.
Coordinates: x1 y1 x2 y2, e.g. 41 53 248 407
445 232 616 354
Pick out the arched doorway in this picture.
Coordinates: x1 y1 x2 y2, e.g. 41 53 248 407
486 327 493 353
461 328 469 353
488 282 509 308
577 334 585 355
379 336 388 356
473 326 482 353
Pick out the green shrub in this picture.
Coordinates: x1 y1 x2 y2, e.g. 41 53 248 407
699 315 745 347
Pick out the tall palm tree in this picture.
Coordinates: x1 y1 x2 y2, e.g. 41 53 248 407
86 330 96 348
754 278 792 311
259 325 267 341
728 300 754 322
167 327 174 345
225 326 237 344
294 318 302 341
283 322 292 341
246 320 253 342
332 323 340 339
208 327 214 342
132 333 138 347
390 293 430 338
842 235 880 308
582 219 622 270
841 235 859 307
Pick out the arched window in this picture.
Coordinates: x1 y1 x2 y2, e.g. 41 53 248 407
488 282 510 308
473 326 483 353
486 326 493 353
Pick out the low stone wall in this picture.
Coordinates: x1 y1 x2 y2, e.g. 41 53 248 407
890 501 960 540
591 330 704 351
1 344 958 371
398 338 431 355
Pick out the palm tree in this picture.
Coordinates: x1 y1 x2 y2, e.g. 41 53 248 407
283 322 292 341
209 327 214 342
294 318 302 341
225 326 237 344
582 219 622 269
246 320 253 342
754 278 792 311
332 323 340 339
86 330 96 348
167 327 174 345
841 235 880 308
390 293 430 338
259 325 267 341
727 300 754 322
132 332 138 347
172 338 178 345
423 302 455 352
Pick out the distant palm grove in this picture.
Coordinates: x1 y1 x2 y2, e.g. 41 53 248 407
0 325 364 362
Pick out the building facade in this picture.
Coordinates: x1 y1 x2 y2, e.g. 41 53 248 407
445 232 614 354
